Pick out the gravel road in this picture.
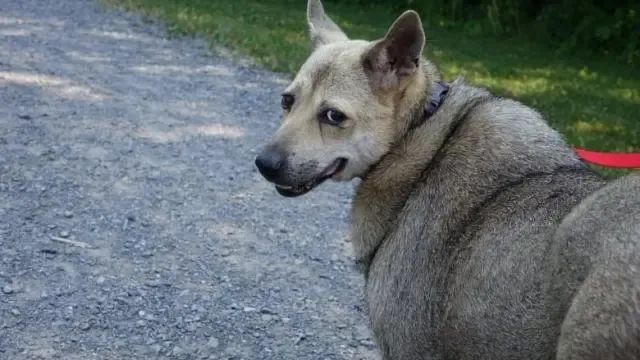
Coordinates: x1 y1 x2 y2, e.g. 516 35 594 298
0 1 376 358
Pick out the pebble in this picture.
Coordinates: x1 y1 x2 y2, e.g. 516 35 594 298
10 309 20 316
149 344 162 354
63 210 73 218
171 346 184 356
217 249 231 257
206 337 219 349
359 339 376 348
353 325 371 341
2 285 14 295
59 230 70 238
294 334 307 345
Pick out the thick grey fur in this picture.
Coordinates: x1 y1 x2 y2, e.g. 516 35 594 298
360 79 640 359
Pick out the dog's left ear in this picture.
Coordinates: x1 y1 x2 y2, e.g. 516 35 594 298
307 0 348 49
363 11 425 91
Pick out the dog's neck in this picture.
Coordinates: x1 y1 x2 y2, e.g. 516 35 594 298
351 67 492 271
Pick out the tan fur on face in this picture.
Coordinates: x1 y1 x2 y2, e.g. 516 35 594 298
276 41 393 182
264 1 440 186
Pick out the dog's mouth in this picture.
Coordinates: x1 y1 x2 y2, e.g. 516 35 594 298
274 158 347 197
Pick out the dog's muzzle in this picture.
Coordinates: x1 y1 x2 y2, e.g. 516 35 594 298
255 146 347 197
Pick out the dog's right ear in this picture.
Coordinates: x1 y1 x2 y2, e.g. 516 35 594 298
307 0 348 49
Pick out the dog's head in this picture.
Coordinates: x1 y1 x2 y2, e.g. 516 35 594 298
256 0 429 197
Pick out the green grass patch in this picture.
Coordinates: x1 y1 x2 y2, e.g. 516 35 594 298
108 0 639 174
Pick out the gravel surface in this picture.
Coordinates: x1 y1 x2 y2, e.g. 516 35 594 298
0 1 376 358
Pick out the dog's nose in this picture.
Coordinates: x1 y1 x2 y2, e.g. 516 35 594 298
255 149 285 181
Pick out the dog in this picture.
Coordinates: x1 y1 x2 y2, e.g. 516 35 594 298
255 1 640 358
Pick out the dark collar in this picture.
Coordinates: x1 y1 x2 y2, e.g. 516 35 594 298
424 81 450 119
407 80 450 131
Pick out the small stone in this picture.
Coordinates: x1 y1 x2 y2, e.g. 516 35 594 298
359 339 376 348
294 334 307 345
206 337 219 349
243 306 257 312
2 285 14 294
136 320 146 327
79 322 91 331
59 231 70 238
353 325 371 341
145 280 161 288
150 344 162 354
171 346 184 356
63 211 73 218
96 276 106 284
10 309 20 316
261 314 273 322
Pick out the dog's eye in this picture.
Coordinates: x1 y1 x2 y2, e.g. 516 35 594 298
281 94 294 110
322 109 346 126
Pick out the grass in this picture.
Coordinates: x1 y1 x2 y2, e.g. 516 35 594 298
108 0 639 173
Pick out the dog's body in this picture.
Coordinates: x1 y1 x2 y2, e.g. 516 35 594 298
356 79 640 359
255 1 640 358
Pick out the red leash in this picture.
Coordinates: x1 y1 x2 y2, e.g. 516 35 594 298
575 148 640 169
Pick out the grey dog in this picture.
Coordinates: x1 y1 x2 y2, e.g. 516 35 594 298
255 1 640 358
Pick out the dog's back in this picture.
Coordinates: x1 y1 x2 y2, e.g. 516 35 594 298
360 81 640 359
551 174 640 359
